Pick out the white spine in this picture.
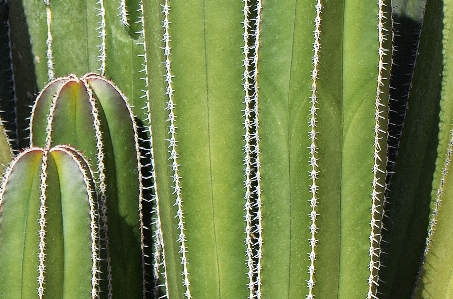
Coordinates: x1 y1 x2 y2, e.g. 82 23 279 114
96 0 107 75
242 0 255 297
367 1 389 298
419 125 453 278
162 2 191 297
37 150 48 298
253 2 263 298
83 77 113 298
306 2 322 299
45 2 54 80
137 1 169 297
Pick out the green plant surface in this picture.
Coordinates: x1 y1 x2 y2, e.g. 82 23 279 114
257 0 391 298
378 0 437 297
29 74 144 298
0 146 98 298
414 0 453 297
20 0 149 123
0 148 43 298
144 0 248 298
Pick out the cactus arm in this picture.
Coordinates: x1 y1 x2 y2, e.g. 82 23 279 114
415 0 453 297
47 0 101 77
47 146 99 298
257 0 316 297
0 148 44 298
0 146 97 298
258 0 390 298
84 74 144 298
146 1 248 298
29 74 144 297
142 0 178 297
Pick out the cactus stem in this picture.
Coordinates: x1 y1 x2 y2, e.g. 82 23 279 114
137 1 169 297
45 4 54 81
367 1 390 298
161 2 191 298
82 74 114 298
96 0 107 75
52 146 101 298
415 122 453 291
306 1 322 298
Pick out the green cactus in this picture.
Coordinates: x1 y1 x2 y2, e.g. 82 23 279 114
29 73 145 298
3 0 453 298
0 146 99 298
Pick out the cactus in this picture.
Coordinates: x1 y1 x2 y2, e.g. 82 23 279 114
0 146 99 298
3 0 453 298
29 73 145 298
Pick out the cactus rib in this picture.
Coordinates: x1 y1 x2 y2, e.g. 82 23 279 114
161 2 191 298
137 0 169 297
367 0 391 297
96 0 107 75
45 3 54 81
307 1 322 298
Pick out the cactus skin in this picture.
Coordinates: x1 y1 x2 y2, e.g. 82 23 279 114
257 0 391 298
0 146 99 298
29 73 144 298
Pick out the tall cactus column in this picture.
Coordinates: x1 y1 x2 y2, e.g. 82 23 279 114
0 146 99 298
257 0 391 298
145 0 248 298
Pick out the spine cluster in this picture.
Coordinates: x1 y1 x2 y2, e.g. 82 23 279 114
242 0 263 298
367 1 389 298
306 1 322 298
161 2 191 298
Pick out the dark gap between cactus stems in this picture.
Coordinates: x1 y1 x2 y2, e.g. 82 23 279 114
135 117 163 299
0 1 16 148
6 0 38 150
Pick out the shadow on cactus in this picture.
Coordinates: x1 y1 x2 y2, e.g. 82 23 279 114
0 74 146 298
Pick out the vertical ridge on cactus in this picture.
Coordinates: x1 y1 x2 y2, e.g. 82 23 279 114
307 1 322 298
96 0 107 75
367 1 392 297
29 74 144 298
242 0 263 297
414 0 453 297
45 3 53 81
160 2 190 298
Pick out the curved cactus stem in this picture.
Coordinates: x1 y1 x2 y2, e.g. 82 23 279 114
0 146 99 298
0 117 13 173
29 73 144 298
0 148 44 298
414 0 453 297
